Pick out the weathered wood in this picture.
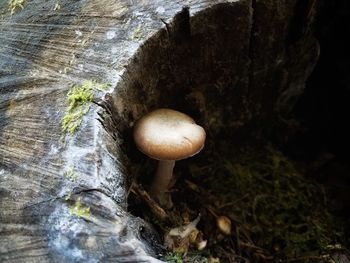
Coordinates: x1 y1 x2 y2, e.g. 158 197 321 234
0 0 319 262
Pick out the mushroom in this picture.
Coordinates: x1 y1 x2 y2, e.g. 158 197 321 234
133 108 206 205
216 215 232 236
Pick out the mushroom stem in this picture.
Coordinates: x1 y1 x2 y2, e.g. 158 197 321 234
150 160 175 200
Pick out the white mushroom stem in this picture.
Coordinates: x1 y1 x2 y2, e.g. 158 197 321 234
150 160 175 200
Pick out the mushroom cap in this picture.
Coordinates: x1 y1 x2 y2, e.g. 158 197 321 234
133 108 206 161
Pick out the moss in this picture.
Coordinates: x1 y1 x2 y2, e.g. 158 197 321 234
199 143 345 258
64 191 72 201
7 99 16 115
62 81 94 135
9 0 26 15
133 24 143 40
61 80 112 136
164 252 184 263
64 166 78 182
70 197 91 219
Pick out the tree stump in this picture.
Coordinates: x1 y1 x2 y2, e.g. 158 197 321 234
0 0 319 262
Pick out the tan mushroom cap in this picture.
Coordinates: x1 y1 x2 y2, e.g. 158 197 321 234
133 108 206 161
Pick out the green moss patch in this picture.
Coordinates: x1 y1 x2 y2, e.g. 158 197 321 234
63 166 79 182
62 81 94 135
69 197 91 219
133 24 143 40
165 252 184 263
61 80 111 136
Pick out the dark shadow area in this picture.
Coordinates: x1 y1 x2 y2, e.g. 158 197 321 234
292 0 350 231
294 0 350 160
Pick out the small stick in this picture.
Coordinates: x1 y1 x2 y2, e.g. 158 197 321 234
218 194 249 209
240 242 273 260
132 183 169 221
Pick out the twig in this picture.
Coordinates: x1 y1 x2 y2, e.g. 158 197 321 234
218 194 249 209
131 183 169 221
240 242 273 261
206 205 219 218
